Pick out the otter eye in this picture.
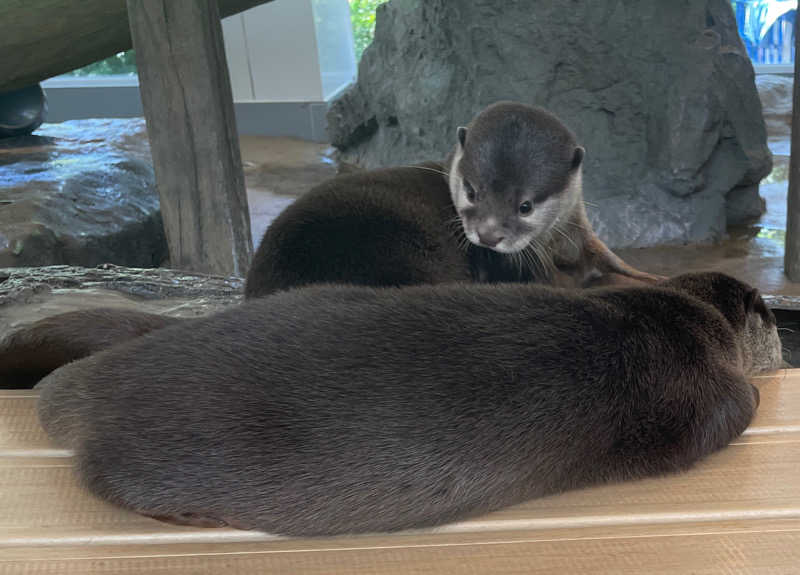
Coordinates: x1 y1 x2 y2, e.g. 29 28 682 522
464 181 477 203
519 201 533 216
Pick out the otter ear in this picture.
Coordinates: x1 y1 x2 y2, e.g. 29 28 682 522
571 146 585 170
457 126 468 148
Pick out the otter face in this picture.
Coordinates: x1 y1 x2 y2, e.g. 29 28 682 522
741 291 783 375
448 103 584 254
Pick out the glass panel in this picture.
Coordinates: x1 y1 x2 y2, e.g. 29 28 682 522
349 0 387 61
64 50 138 77
732 1 797 65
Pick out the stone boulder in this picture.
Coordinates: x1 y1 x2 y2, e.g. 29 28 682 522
0 118 167 268
328 0 773 248
756 74 793 141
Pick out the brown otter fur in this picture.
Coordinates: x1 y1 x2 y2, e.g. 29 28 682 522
36 272 780 537
0 103 659 388
0 309 177 389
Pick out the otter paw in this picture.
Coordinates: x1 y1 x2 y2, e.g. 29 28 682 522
143 511 229 528
750 383 761 409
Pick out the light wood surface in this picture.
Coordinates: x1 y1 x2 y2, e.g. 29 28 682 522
0 371 798 573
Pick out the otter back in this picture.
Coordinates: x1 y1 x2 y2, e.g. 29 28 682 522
36 273 778 537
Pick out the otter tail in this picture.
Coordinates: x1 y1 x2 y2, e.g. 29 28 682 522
585 234 666 284
0 308 179 389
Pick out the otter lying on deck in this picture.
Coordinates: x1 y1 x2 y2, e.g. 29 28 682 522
36 272 780 537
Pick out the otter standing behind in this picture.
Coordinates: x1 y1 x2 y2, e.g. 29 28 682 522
0 102 658 387
247 101 658 295
36 272 780 536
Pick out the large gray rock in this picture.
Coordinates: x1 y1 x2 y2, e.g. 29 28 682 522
328 0 772 248
0 118 167 267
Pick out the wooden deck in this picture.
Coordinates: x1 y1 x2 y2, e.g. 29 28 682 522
0 371 799 573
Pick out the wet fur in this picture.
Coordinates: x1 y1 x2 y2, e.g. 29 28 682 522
36 272 780 537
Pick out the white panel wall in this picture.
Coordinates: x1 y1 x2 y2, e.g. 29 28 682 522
222 0 356 103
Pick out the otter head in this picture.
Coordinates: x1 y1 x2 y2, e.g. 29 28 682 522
448 102 585 254
661 272 784 375
738 289 784 375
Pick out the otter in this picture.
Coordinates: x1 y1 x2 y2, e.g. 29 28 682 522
36 272 781 537
246 101 658 295
0 102 660 388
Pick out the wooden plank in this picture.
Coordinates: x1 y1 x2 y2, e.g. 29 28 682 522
1 527 799 574
0 0 273 94
0 371 798 572
127 0 253 276
785 11 800 280
1 435 798 544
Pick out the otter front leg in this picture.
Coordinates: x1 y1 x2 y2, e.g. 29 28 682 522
142 511 253 530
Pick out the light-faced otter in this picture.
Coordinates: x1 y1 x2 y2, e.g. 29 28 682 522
0 102 659 388
246 101 659 296
446 101 654 287
36 272 781 537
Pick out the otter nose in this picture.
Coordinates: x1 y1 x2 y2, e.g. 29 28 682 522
477 231 504 247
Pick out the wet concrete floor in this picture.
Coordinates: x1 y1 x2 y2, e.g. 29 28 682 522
616 149 797 300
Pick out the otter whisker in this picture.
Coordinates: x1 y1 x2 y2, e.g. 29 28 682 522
403 165 450 178
552 225 580 252
562 220 590 233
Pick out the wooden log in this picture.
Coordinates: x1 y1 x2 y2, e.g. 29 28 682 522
0 0 272 94
127 0 253 276
785 14 800 281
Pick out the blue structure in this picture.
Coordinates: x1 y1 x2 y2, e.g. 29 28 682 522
732 0 796 64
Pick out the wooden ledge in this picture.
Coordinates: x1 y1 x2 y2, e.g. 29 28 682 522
0 370 798 572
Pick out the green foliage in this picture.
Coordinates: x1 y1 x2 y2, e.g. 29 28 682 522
67 51 137 77
350 0 387 61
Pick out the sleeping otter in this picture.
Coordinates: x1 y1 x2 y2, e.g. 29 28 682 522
36 272 781 536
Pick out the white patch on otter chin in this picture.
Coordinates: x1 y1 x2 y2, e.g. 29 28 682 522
448 145 470 212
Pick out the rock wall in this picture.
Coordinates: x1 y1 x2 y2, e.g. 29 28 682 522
328 0 773 248
0 119 168 268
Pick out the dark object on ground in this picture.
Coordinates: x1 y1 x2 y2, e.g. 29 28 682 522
0 84 47 138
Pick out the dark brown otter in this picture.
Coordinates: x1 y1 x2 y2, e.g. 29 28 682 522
0 102 659 388
36 272 780 537
247 101 659 296
0 309 178 389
